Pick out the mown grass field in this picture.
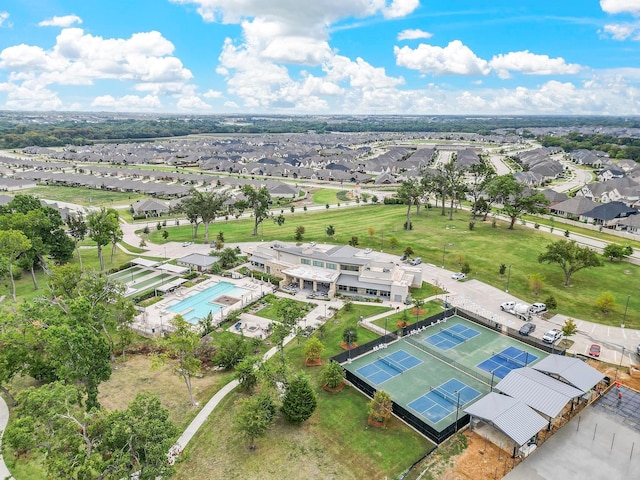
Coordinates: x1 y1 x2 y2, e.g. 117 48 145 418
19 185 147 207
148 204 640 329
173 305 434 480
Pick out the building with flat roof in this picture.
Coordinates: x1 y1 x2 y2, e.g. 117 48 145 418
248 241 421 303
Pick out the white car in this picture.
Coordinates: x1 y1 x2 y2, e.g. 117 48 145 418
542 329 562 344
529 302 546 314
182 241 192 247
451 272 466 281
500 301 515 311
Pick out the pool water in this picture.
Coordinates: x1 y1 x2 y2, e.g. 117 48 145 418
166 281 248 323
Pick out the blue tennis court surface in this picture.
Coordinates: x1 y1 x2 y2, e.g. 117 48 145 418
425 324 480 350
408 378 482 423
477 346 539 379
355 349 422 385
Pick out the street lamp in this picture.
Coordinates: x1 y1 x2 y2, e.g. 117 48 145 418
505 264 511 293
622 294 630 327
454 390 462 431
384 317 388 344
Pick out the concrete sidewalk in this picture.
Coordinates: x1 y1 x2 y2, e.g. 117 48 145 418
0 395 15 480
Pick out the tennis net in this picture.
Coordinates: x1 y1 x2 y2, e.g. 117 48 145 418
430 386 458 406
496 352 526 368
404 336 491 386
441 328 467 343
378 355 405 374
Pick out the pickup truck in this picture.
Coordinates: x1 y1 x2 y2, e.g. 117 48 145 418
500 301 531 321
542 329 562 344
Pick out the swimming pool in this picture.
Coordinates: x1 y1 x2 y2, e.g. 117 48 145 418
166 281 249 323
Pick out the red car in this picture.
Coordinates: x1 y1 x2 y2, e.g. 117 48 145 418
589 344 601 357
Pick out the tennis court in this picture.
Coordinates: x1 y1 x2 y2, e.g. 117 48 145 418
425 323 480 350
355 349 422 385
408 378 481 423
343 315 547 439
477 346 539 379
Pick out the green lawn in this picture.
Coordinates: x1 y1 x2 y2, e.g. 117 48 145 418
19 185 148 207
371 301 444 331
253 297 316 321
172 303 433 480
148 204 640 328
311 188 341 205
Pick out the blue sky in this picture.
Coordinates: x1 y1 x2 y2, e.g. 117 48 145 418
1 0 640 115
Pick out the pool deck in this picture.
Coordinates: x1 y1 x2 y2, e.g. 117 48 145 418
133 276 272 336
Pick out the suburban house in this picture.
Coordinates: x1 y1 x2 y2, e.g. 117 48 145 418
617 215 640 234
248 242 422 303
549 197 599 220
579 201 638 228
131 198 170 217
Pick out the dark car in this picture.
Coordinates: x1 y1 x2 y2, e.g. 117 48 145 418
518 322 536 336
400 254 408 261
589 344 601 357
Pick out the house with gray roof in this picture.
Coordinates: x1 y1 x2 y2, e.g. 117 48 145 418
131 198 169 217
248 241 421 303
580 201 638 228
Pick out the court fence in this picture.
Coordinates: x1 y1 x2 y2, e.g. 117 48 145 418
333 306 564 446
454 307 566 355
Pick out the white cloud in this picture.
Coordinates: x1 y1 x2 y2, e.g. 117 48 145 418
397 29 433 41
91 94 161 110
0 12 9 27
38 15 82 27
489 51 582 79
383 0 420 19
601 23 640 39
176 95 213 110
600 0 640 15
0 77 63 110
394 40 491 76
0 27 195 110
203 89 223 98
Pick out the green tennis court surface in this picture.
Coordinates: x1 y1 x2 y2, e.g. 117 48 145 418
344 315 548 437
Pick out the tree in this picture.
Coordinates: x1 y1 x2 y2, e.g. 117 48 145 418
528 273 545 296
234 355 260 392
237 185 272 236
413 298 425 323
303 337 324 365
342 326 358 348
294 225 305 241
561 318 578 347
404 246 414 258
538 240 603 287
367 227 375 238
441 159 467 220
234 393 276 450
273 213 285 226
467 162 495 220
326 224 335 238
389 236 398 249
485 175 549 229
65 211 88 268
86 207 122 271
156 315 202 407
348 236 359 246
602 244 633 262
214 334 249 369
595 292 615 313
218 247 239 268
396 178 423 230
281 373 317 424
320 360 345 389
0 229 31 301
4 384 178 480
368 390 393 424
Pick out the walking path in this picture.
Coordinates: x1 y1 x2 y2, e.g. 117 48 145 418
0 395 14 480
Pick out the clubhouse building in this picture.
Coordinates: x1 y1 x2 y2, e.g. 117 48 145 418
248 242 422 303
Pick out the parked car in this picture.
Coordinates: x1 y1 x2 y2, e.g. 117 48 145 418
637 344 640 356
519 322 536 336
182 241 192 247
400 254 408 261
410 257 422 266
451 272 466 281
589 344 601 357
529 302 547 314
542 329 562 344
